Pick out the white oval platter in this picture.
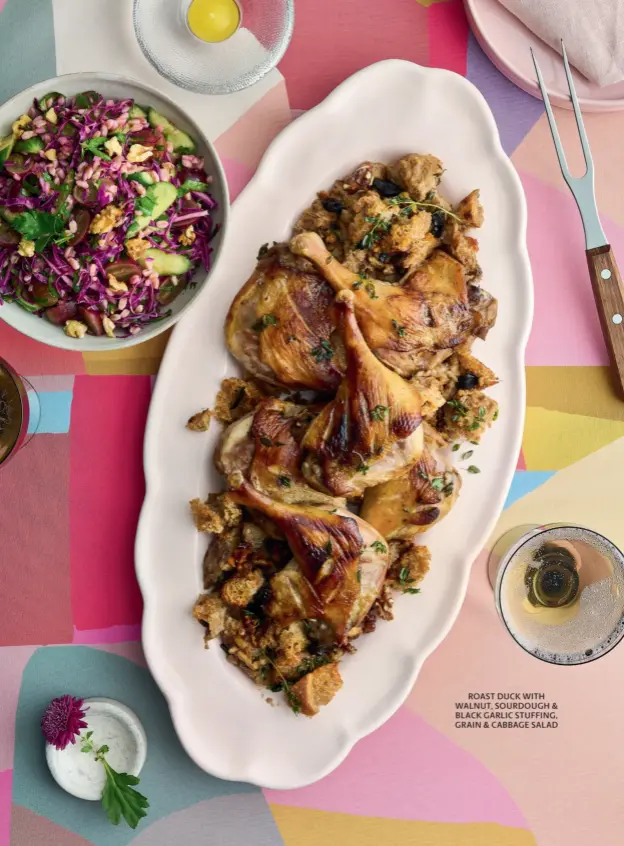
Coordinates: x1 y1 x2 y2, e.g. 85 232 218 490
135 59 533 790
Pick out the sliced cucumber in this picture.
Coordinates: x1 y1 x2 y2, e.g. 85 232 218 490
129 104 147 120
148 108 175 134
0 133 14 168
37 91 62 112
141 249 191 276
127 171 155 188
168 128 196 153
126 181 177 237
148 108 196 153
14 136 44 154
74 90 101 109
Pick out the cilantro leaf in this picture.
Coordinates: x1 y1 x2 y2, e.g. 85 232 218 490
134 193 158 218
11 210 67 253
177 179 210 197
81 136 112 161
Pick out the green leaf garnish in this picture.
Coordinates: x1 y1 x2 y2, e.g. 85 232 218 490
370 404 388 421
371 540 387 554
391 319 406 338
11 209 68 253
177 179 210 197
310 339 334 362
81 136 112 160
252 313 278 332
80 734 149 829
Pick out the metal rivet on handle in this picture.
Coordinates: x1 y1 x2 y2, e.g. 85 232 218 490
613 314 623 325
601 268 612 279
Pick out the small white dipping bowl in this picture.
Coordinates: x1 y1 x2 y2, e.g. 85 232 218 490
46 697 147 801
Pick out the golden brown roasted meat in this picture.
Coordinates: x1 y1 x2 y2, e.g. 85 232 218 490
225 244 343 392
227 474 389 642
301 290 424 498
360 441 461 540
290 231 474 376
215 398 341 507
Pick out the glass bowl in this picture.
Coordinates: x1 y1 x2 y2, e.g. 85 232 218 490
133 0 294 95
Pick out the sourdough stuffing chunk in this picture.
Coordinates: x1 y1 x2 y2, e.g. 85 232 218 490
221 569 265 607
214 378 264 424
186 408 212 431
455 189 484 229
456 347 499 390
193 594 227 640
387 542 431 591
189 493 242 534
291 663 343 716
443 389 498 444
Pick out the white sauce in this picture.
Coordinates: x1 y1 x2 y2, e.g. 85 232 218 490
46 698 147 801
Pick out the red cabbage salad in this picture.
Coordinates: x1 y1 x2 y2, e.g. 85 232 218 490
0 90 218 339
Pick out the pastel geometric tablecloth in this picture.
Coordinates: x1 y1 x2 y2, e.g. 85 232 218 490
2 2 624 845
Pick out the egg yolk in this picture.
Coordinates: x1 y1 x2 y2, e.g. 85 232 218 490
187 0 240 43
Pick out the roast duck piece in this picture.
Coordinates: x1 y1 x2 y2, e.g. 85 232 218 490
215 397 343 507
225 233 497 392
361 431 462 540
300 290 424 498
227 473 389 643
290 231 492 377
224 244 342 392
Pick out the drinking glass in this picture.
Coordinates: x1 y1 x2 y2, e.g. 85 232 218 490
0 357 40 468
489 523 624 665
133 0 294 95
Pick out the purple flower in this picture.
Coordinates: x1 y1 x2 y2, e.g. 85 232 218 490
41 695 89 750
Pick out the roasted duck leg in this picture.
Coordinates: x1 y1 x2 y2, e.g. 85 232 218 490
291 231 479 377
227 473 389 642
216 398 342 507
301 289 424 498
361 435 462 540
225 244 343 392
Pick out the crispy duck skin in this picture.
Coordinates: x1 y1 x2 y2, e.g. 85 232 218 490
301 289 424 498
361 443 462 541
227 473 389 642
290 231 475 376
225 245 343 392
215 398 342 507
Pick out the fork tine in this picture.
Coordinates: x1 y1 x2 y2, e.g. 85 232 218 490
560 40 593 174
530 48 572 182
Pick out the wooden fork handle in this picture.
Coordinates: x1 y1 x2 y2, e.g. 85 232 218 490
587 245 624 398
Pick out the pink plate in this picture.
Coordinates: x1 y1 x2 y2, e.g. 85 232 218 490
465 0 624 112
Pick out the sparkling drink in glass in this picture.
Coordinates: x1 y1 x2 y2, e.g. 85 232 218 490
490 523 624 665
0 357 40 468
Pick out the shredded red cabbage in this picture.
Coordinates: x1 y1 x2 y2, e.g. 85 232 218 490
0 91 217 338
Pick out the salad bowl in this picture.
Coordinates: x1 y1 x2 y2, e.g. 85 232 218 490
0 72 228 352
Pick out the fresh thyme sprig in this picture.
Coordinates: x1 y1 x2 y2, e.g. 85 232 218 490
388 194 463 223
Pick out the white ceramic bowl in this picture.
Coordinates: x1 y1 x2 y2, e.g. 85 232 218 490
0 73 228 351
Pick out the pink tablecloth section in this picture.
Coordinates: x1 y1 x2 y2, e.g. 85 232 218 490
2 1 624 845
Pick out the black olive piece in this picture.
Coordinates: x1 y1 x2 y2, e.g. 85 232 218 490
372 178 403 198
378 252 389 263
457 372 479 390
430 209 445 239
322 197 344 214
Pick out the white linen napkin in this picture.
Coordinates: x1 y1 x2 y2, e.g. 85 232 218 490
499 0 624 87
